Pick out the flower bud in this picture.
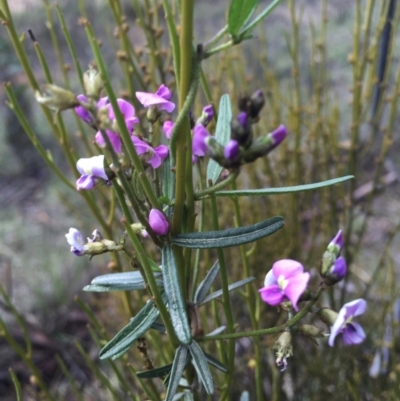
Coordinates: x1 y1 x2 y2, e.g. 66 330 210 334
35 84 79 112
224 139 240 162
83 65 104 99
297 324 325 344
196 105 214 127
315 307 339 327
242 125 287 163
273 331 293 371
148 209 169 236
238 90 265 120
323 256 347 286
204 136 226 166
327 230 343 256
230 112 253 149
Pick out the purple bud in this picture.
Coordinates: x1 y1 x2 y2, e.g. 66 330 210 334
197 105 214 127
148 209 169 236
329 256 347 283
328 230 344 254
271 125 287 146
237 112 248 128
224 140 240 161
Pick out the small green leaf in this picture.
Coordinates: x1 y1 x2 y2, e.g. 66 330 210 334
206 94 232 186
151 322 166 333
162 245 192 345
206 326 226 336
228 0 259 37
214 176 354 197
136 363 173 379
83 271 162 292
84 272 162 292
183 391 194 401
165 345 189 401
172 216 284 249
189 341 214 394
193 260 220 305
99 300 159 360
203 352 228 373
199 277 255 306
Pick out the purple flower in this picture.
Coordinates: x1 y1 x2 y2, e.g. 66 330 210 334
131 136 169 169
94 99 139 153
75 94 95 125
163 120 174 139
258 259 310 311
192 124 210 158
136 84 175 113
237 112 248 128
148 209 169 235
224 139 240 161
76 155 108 191
65 228 87 256
328 230 344 255
329 299 367 346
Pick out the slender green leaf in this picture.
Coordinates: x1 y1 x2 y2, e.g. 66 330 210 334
172 216 284 249
137 363 173 379
240 391 250 401
189 341 214 394
83 271 162 292
194 260 220 305
214 176 354 197
228 0 259 37
99 300 159 360
165 345 189 401
151 322 166 333
199 277 255 306
162 245 192 345
204 352 228 373
183 391 194 401
206 94 232 186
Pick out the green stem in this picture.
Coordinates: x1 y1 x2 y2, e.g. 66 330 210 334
195 169 240 199
204 25 228 50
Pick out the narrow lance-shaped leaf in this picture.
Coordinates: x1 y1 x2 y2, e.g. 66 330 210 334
99 299 159 360
214 176 354 197
136 363 173 379
199 276 255 306
206 94 232 186
189 341 214 394
172 216 284 249
165 345 189 401
162 154 175 202
162 245 192 345
193 260 220 305
228 0 259 37
83 271 163 292
204 352 228 373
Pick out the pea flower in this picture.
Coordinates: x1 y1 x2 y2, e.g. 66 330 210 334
65 228 87 256
131 136 169 169
196 105 214 127
76 155 109 191
328 299 367 346
258 259 310 311
148 209 169 235
95 99 139 153
163 120 174 139
136 84 175 113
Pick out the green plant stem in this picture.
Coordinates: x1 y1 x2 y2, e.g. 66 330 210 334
123 222 179 345
210 194 235 399
204 25 228 50
195 169 240 200
9 369 23 401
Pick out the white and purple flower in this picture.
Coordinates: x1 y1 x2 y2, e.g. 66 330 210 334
76 155 109 191
329 298 367 346
65 228 87 256
259 259 310 311
136 84 175 113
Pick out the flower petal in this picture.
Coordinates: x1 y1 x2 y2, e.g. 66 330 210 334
272 259 304 280
155 84 172 100
76 175 95 191
342 322 366 345
136 91 175 113
342 298 367 318
192 124 210 157
328 308 347 347
95 130 122 154
163 120 174 139
259 285 285 306
149 209 169 235
264 269 277 287
283 272 310 311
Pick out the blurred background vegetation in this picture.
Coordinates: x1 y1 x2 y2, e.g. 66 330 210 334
1 0 400 400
